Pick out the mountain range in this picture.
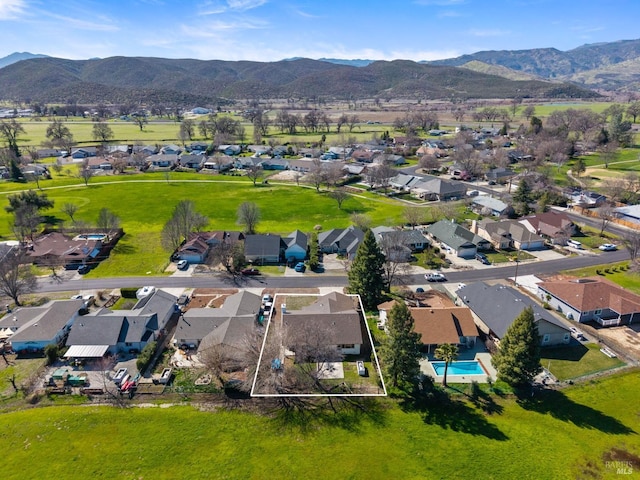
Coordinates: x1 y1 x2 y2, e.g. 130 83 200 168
2 38 638 105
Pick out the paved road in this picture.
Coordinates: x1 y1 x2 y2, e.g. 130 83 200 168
38 249 630 293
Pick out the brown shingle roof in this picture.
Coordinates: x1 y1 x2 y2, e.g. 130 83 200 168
410 307 478 345
539 277 640 314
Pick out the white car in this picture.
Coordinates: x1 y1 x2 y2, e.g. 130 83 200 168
425 272 446 282
599 244 617 251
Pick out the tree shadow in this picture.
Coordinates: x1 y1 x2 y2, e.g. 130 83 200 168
398 378 508 441
517 389 635 434
268 396 388 434
541 344 589 362
111 243 136 255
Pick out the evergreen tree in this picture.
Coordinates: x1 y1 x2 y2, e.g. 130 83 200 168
347 229 388 310
512 179 533 215
491 306 542 387
381 301 422 388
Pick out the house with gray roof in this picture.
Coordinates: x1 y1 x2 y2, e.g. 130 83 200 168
132 289 177 332
411 177 467 201
475 219 545 250
9 300 84 353
283 230 307 262
614 204 640 226
283 292 364 356
389 173 422 192
471 196 509 217
426 220 490 258
175 291 262 360
318 226 364 260
457 282 570 347
244 234 283 264
485 167 515 182
372 227 429 261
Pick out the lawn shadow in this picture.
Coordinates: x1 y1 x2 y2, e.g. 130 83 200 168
517 389 635 435
269 396 388 434
399 378 508 441
451 382 504 416
541 344 589 362
111 242 136 255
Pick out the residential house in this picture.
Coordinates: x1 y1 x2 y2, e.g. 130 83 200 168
234 157 262 170
343 163 367 176
614 204 640 225
485 167 515 183
84 158 113 170
147 154 179 168
160 144 182 155
426 220 491 258
283 292 364 356
71 147 97 159
203 231 245 247
180 154 204 170
318 226 364 260
410 306 479 353
132 145 157 155
374 153 406 166
174 235 211 264
372 227 429 261
26 232 103 269
457 282 570 346
283 230 307 263
566 189 607 208
260 158 289 170
191 107 211 115
470 196 510 217
537 277 640 327
327 146 353 160
519 211 579 245
218 145 242 156
507 150 532 163
175 291 261 359
389 173 423 192
203 155 233 171
288 159 313 172
351 149 378 163
0 306 48 342
130 288 178 332
8 300 85 353
244 234 283 264
411 177 467 201
189 141 210 152
36 148 63 158
475 219 545 250
247 145 273 156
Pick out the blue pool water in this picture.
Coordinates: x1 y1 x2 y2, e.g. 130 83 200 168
432 360 485 376
78 234 107 240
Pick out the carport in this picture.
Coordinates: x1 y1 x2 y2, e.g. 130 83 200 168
64 345 110 358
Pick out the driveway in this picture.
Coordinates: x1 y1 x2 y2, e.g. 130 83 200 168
525 248 565 261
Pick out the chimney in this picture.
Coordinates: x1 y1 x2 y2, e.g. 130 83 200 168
471 219 478 234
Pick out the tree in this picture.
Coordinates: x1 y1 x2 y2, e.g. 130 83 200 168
44 344 60 365
491 306 541 388
626 101 640 123
403 207 424 229
522 105 535 120
79 160 95 186
96 208 120 232
0 119 26 157
512 179 533 215
45 118 74 149
573 158 586 178
329 188 349 209
0 251 38 306
349 212 371 231
132 115 148 131
378 231 412 287
6 190 54 240
179 119 196 141
92 121 114 144
347 229 388 310
596 203 616 236
434 343 458 387
61 202 78 223
161 200 209 252
418 154 440 173
620 230 640 264
246 165 263 187
381 301 421 388
237 201 260 234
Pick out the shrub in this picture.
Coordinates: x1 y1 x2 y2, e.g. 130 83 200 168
44 344 59 365
136 341 157 373
542 302 551 310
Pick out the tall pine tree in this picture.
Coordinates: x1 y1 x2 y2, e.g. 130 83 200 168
347 229 388 310
381 301 422 388
491 306 542 387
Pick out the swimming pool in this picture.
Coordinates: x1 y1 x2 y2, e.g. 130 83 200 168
73 233 108 241
432 360 485 376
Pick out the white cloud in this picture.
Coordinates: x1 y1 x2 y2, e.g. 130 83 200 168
199 0 266 15
293 8 320 19
0 0 26 20
468 28 510 37
226 0 267 11
42 11 120 32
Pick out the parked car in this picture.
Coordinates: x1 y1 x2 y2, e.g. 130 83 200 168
425 272 446 282
241 268 260 275
567 239 583 249
176 259 189 270
77 265 91 274
475 252 491 265
599 243 617 251
294 262 306 272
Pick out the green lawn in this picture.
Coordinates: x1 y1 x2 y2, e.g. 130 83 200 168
541 343 625 381
561 262 640 294
0 370 639 479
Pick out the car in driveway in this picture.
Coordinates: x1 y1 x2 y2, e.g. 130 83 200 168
475 252 491 265
176 259 189 270
425 272 446 282
599 243 617 251
77 264 91 274
294 262 306 272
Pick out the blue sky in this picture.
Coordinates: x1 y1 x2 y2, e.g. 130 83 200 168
0 0 638 61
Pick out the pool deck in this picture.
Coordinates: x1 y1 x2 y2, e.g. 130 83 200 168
420 344 498 384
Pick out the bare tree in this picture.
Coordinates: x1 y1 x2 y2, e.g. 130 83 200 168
596 204 616 236
96 208 120 233
418 154 440 173
403 207 424 229
378 231 412 286
620 230 640 264
132 115 148 132
61 203 78 223
237 202 261 234
179 119 196 141
307 159 326 192
92 121 114 145
161 200 209 252
349 213 371 230
329 188 349 210
246 165 263 187
0 251 38 306
597 141 618 169
79 160 95 186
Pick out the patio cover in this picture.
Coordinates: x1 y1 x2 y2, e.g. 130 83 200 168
64 345 109 358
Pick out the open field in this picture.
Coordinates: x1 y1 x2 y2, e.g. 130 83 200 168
0 369 638 479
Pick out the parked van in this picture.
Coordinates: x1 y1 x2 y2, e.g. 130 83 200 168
113 368 127 385
567 239 583 249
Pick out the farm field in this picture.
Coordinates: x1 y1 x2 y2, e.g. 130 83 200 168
0 369 638 479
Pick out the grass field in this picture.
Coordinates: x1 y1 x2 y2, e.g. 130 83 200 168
561 262 640 294
541 343 625 381
0 369 638 479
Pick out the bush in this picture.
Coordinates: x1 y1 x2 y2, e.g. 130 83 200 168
136 341 157 373
120 287 140 299
542 302 551 310
44 344 59 365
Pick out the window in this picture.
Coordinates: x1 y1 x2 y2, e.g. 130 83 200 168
542 334 550 344
595 309 602 315
338 344 354 349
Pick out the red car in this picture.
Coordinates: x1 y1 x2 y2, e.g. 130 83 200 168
241 268 261 276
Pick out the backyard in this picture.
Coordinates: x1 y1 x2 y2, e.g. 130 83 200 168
540 343 625 381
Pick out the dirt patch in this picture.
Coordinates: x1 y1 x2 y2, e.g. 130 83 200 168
596 326 640 361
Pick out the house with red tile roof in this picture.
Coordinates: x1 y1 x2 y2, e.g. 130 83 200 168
537 277 640 327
